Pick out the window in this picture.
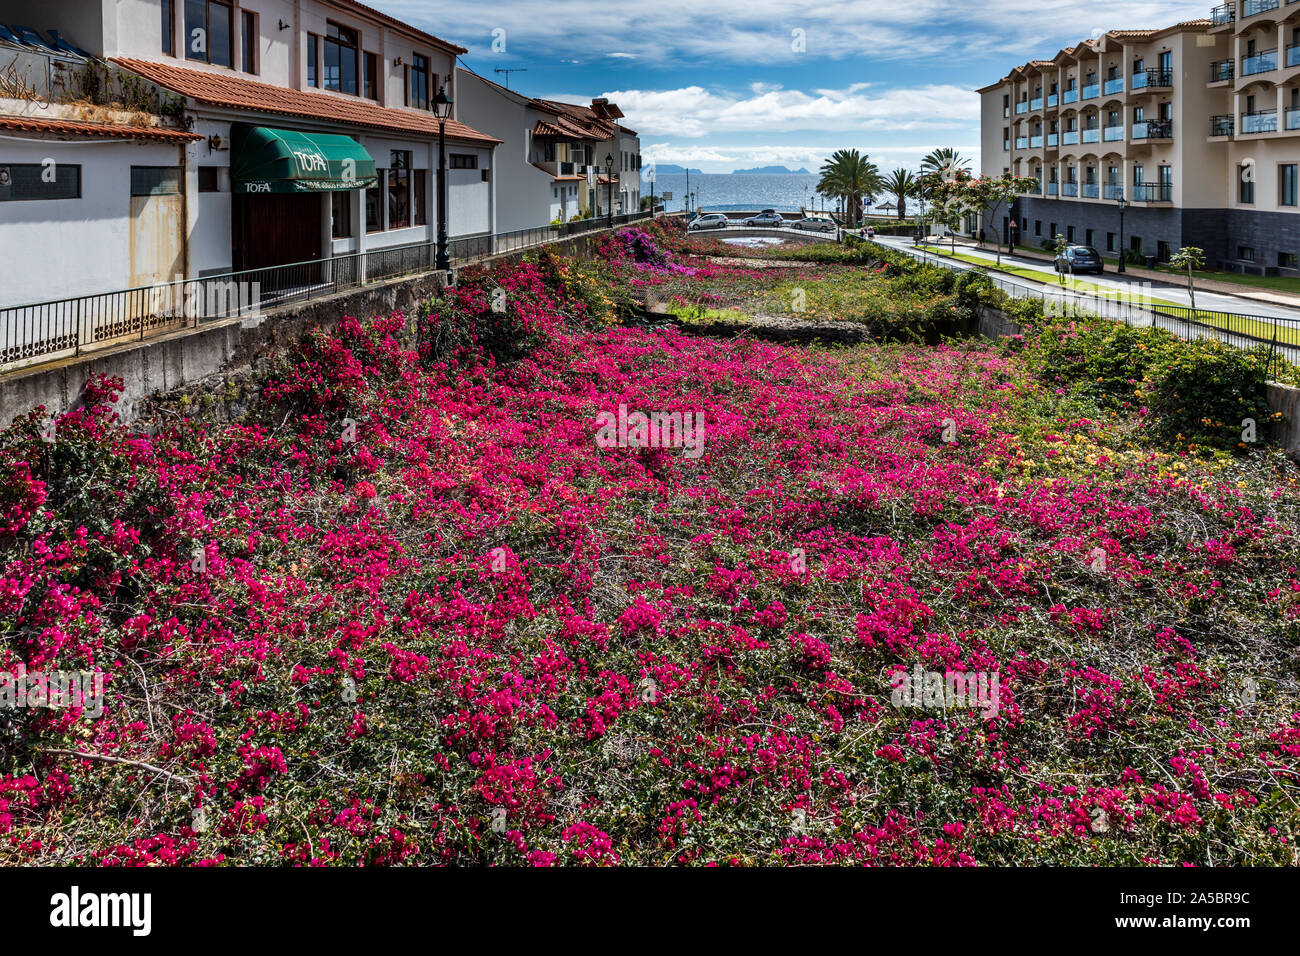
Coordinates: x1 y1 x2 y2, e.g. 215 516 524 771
1238 246 1255 262
363 52 378 100
1034 220 1042 236
1085 228 1094 246
481 168 490 183
1280 252 1298 270
0 163 81 201
1049 222 1057 237
240 10 256 73
307 33 319 87
1106 232 1115 252
1130 235 1141 253
185 0 232 67
332 191 352 239
388 150 411 229
162 0 174 56
1157 241 1171 262
366 172 385 232
198 166 221 192
1240 164 1255 204
324 22 358 95
449 153 477 169
131 166 183 196
1067 225 1076 242
413 170 427 226
1281 164 1298 207
408 53 429 109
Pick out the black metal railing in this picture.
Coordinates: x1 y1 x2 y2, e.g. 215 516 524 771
1210 114 1235 136
1130 182 1173 202
1211 3 1236 25
0 211 660 373
1209 59 1234 82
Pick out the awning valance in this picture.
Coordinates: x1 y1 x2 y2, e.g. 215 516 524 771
231 127 377 194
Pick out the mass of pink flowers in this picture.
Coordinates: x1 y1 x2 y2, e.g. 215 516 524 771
0 239 1297 866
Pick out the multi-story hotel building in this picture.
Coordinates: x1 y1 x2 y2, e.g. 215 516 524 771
977 2 1300 276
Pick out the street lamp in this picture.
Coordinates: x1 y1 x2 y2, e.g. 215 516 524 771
433 84 453 271
605 152 614 228
1116 193 1128 274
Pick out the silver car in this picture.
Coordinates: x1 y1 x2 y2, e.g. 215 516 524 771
793 216 836 233
688 213 730 231
743 211 784 227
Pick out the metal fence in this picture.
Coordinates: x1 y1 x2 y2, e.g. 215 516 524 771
0 211 658 374
893 242 1300 376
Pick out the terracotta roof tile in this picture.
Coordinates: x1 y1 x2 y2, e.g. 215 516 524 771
0 115 202 142
111 58 501 145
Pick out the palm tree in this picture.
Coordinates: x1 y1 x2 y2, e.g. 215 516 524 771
817 149 881 227
919 148 972 181
885 168 917 220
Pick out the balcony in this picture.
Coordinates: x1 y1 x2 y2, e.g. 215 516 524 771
1209 59 1234 82
1103 125 1125 141
1028 179 1043 194
1047 93 1059 107
1242 109 1278 133
1104 183 1125 200
1082 127 1101 142
1082 183 1100 198
1103 77 1125 95
1016 101 1029 114
1003 139 1011 151
1210 3 1235 25
1063 89 1079 104
1030 96 1044 110
1063 183 1079 196
1131 69 1174 90
1131 183 1172 203
1132 119 1173 140
1062 130 1080 145
1082 82 1100 99
1003 106 1010 118
1016 136 1029 149
1289 108 1300 130
1243 0 1280 15
1047 182 1059 195
1242 50 1278 76
1030 134 1044 147
1289 44 1300 68
1210 114 1234 136
1047 132 1059 146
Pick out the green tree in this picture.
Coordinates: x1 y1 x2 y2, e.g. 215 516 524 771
817 149 881 228
919 148 972 180
1052 233 1069 286
884 168 917 221
1169 246 1206 313
952 173 1040 266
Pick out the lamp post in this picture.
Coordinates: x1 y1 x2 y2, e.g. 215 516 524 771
1116 193 1128 274
604 152 614 227
433 84 453 271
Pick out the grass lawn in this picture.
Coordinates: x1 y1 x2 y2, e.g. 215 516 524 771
1151 265 1300 294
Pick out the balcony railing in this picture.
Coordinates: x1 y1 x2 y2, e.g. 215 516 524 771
1047 93 1059 107
1132 120 1173 140
1131 183 1172 202
1030 134 1044 147
1210 3 1235 25
1016 136 1029 148
1047 182 1059 195
1103 77 1125 95
1030 96 1044 110
1016 101 1029 114
1003 140 1011 151
1103 125 1125 141
1244 0 1280 15
1062 130 1080 144
1288 44 1300 68
1210 114 1234 136
1082 82 1100 99
1082 127 1101 142
1288 108 1300 130
1082 183 1100 198
1242 109 1278 133
1242 50 1278 76
1004 106 1010 118
1047 132 1059 146
1063 183 1079 196
1063 89 1079 104
1104 183 1125 200
1209 59 1234 82
1028 179 1043 194
1131 69 1174 90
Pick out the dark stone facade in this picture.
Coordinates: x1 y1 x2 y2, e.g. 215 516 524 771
995 199 1300 276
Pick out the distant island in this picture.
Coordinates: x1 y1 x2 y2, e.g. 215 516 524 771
653 164 704 175
731 165 811 175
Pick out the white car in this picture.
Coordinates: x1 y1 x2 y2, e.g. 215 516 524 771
688 213 729 231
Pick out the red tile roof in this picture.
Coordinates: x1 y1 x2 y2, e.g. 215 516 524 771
112 58 501 145
0 115 202 142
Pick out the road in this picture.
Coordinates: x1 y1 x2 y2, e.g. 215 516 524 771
871 235 1300 322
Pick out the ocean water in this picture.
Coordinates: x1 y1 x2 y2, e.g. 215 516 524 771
648 173 828 213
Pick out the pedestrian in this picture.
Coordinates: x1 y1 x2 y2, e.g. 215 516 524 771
978 228 986 246
1008 221 1019 253
866 225 875 241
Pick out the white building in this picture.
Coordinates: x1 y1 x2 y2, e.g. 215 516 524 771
0 0 500 310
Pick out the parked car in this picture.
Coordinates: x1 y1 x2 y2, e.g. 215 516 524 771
743 211 785 227
1055 244 1104 274
793 216 836 233
688 213 730 231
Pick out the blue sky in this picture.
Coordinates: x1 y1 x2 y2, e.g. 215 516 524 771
374 0 1211 175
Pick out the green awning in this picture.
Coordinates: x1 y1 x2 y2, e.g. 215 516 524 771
231 127 377 194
